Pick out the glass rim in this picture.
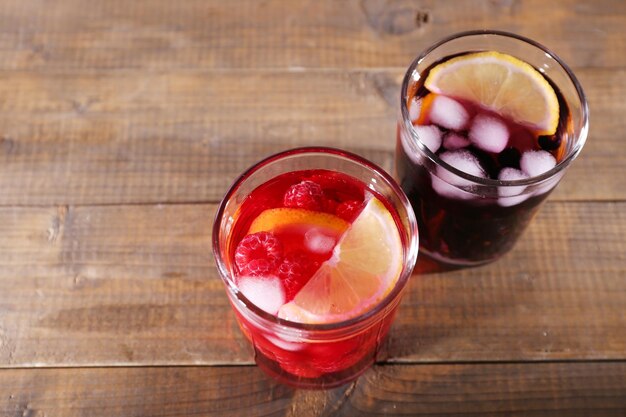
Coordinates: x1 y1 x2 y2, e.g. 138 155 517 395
212 146 419 333
400 29 589 187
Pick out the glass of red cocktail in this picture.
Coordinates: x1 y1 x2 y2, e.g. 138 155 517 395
213 147 418 388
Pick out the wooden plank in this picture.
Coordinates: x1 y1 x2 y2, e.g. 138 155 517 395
388 202 626 362
0 201 623 367
1 363 625 416
0 69 622 205
0 0 623 71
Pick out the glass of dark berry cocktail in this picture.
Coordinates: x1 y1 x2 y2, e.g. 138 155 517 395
213 147 418 389
396 30 588 266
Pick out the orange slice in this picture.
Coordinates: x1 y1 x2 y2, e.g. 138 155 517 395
248 208 349 235
424 51 560 135
415 93 435 125
277 197 403 324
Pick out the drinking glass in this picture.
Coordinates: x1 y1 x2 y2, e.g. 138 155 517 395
213 147 418 388
396 30 589 266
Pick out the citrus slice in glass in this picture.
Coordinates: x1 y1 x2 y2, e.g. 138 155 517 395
248 208 349 235
424 51 560 135
277 197 403 324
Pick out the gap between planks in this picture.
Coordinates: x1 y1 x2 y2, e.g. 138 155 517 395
2 358 626 371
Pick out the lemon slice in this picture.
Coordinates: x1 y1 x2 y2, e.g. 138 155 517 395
277 197 403 324
248 208 349 235
424 51 559 135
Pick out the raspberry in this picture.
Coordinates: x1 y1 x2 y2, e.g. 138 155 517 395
276 252 319 299
234 232 283 276
283 180 324 210
335 200 363 221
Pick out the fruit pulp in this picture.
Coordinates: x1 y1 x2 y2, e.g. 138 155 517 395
397 51 573 265
226 169 405 387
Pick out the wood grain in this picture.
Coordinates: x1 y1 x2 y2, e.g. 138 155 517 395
0 0 624 413
1 363 625 416
0 201 623 367
0 69 622 205
0 0 623 71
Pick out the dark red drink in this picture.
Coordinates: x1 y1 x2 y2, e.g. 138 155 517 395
396 32 588 266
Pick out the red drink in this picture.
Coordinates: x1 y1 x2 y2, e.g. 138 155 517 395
213 148 418 388
396 31 588 265
229 170 368 302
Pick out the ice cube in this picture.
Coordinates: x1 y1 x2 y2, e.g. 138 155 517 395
498 167 529 197
238 275 285 315
265 334 304 351
278 302 321 323
400 127 424 165
432 150 486 200
498 194 531 207
469 113 509 153
497 167 530 207
533 173 562 197
408 97 421 122
429 95 470 131
305 229 336 254
413 124 442 153
440 149 486 178
443 132 471 150
520 150 557 177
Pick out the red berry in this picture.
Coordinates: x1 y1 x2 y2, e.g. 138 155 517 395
283 180 324 210
234 232 283 276
276 252 319 299
335 200 363 221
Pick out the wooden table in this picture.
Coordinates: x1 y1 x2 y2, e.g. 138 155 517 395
0 0 624 415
